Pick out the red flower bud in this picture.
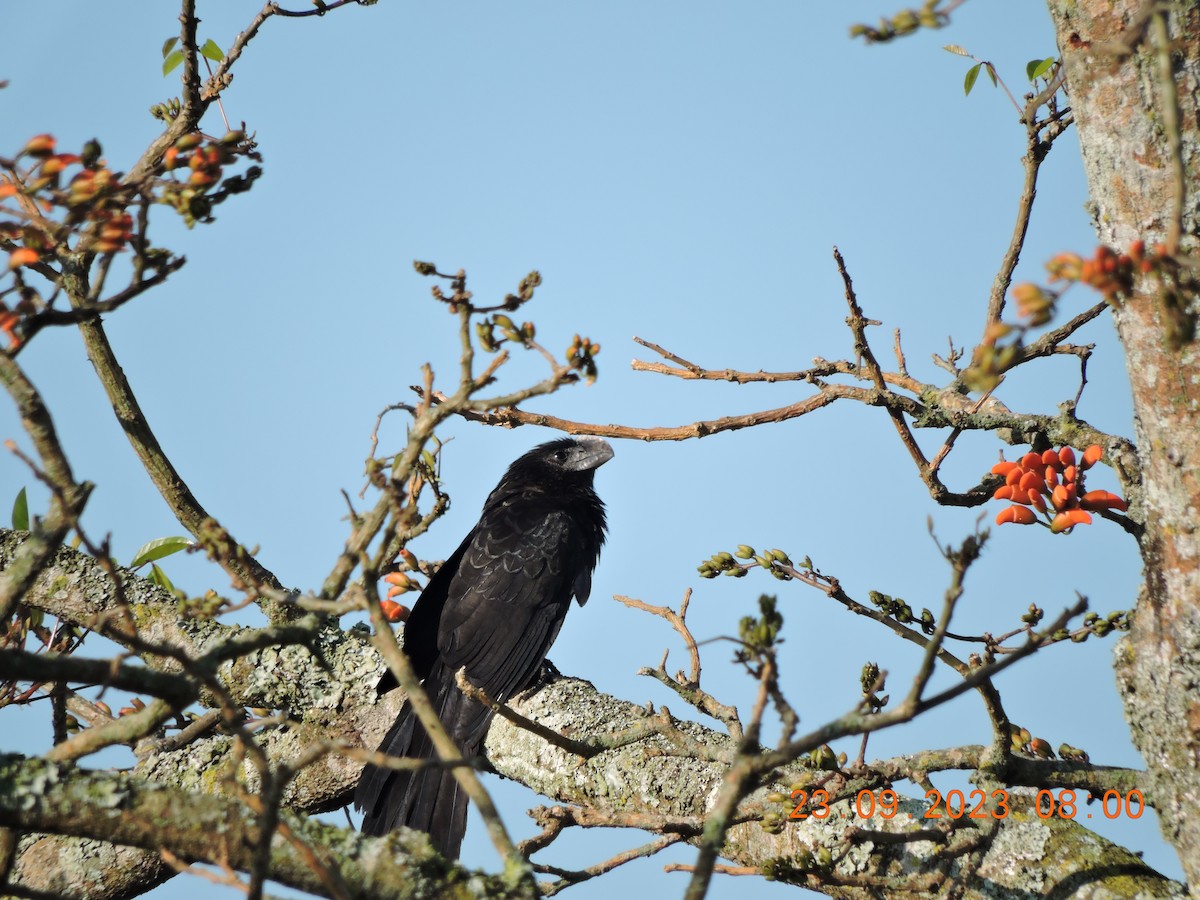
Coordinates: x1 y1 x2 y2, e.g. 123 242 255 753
996 506 1038 526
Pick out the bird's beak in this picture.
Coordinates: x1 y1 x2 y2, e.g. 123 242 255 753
575 436 614 470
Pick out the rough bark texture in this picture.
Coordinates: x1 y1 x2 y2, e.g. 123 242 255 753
0 529 402 899
491 680 1184 899
0 755 518 900
1 531 1186 899
1045 1 1200 890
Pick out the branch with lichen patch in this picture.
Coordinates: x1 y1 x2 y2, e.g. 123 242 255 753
0 753 527 900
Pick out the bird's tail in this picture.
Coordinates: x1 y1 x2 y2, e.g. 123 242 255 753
354 662 489 859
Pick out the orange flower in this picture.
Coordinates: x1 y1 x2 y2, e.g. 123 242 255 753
996 506 1037 526
380 599 410 623
7 248 39 270
21 134 56 157
989 443 1124 533
0 310 20 348
1081 490 1128 512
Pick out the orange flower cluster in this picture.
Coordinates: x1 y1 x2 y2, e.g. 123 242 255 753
2 135 133 271
89 210 135 254
379 549 425 622
566 333 601 383
1046 241 1167 302
1 129 261 350
383 569 419 597
1005 241 1171 334
1 135 140 347
992 445 1127 533
1010 282 1055 326
163 131 239 189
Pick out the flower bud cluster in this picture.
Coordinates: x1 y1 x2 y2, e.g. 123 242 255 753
991 444 1126 533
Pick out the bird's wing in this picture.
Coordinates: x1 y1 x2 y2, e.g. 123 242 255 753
399 530 475 682
438 495 584 705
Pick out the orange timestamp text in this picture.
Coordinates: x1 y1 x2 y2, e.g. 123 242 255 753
789 788 1145 822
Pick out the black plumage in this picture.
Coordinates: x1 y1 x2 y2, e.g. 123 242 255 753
355 436 612 857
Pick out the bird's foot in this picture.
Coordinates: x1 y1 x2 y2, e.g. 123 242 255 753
518 658 562 699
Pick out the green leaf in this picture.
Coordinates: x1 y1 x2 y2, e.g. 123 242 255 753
963 63 981 96
130 535 193 569
162 36 179 59
11 487 28 531
162 50 185 77
199 39 225 62
1026 57 1055 81
984 62 998 87
943 44 971 58
148 563 175 593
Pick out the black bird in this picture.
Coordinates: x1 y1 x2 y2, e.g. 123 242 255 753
355 436 612 857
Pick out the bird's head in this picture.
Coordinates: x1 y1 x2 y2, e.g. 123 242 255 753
497 436 614 493
533 435 612 476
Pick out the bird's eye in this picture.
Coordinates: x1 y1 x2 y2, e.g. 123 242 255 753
553 449 568 463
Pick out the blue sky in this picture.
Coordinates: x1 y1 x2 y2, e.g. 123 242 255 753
1 1 1172 897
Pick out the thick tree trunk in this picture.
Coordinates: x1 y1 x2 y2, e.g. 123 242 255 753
1046 0 1200 889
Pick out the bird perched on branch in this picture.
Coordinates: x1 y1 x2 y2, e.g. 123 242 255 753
355 436 613 858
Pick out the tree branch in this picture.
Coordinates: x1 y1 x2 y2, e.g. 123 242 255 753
0 754 531 900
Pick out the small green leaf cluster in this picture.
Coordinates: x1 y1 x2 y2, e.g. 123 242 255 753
1049 610 1130 644
757 812 785 836
476 314 536 353
808 744 843 771
10 487 28 530
506 270 542 308
149 97 182 122
868 590 936 634
194 517 258 574
759 847 831 880
696 550 744 578
849 1 947 44
861 661 889 713
1058 743 1090 763
1081 610 1130 637
738 594 783 653
748 546 794 579
565 333 600 384
860 661 881 695
1026 57 1055 81
962 60 998 96
697 544 797 579
130 535 193 569
177 590 228 619
409 264 592 385
161 36 224 78
146 564 177 594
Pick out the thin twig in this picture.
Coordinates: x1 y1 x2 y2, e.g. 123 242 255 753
614 591 742 738
455 669 597 758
